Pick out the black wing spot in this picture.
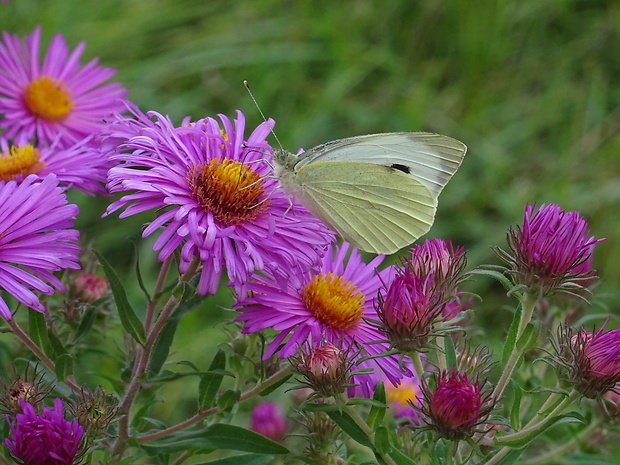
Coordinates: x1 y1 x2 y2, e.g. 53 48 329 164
390 163 411 174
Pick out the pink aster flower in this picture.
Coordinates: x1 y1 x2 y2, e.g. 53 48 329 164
236 243 404 397
420 370 493 440
250 402 287 443
0 26 127 148
5 398 84 465
0 134 109 194
104 108 333 294
497 203 603 295
555 322 620 398
0 174 80 320
385 373 423 424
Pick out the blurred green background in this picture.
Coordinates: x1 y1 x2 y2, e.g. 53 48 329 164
2 0 620 436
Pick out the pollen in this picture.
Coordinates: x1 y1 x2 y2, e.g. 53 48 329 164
187 158 268 225
24 76 73 122
301 273 365 331
0 144 46 182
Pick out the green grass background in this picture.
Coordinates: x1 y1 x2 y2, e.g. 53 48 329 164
2 0 620 446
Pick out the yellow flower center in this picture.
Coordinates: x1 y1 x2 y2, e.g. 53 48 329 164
386 378 419 409
0 144 46 182
187 158 268 225
24 76 73 122
301 272 365 331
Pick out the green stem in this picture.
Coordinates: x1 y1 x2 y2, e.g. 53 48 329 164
337 394 397 465
495 390 579 445
137 364 295 442
111 257 201 460
5 317 80 393
524 418 599 464
410 351 425 380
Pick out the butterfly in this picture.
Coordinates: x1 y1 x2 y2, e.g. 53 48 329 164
271 132 466 254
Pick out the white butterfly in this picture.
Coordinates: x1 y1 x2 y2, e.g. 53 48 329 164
271 132 467 254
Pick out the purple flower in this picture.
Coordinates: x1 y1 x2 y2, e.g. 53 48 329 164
385 373 422 424
0 26 127 148
250 402 287 443
104 108 333 294
0 135 109 195
420 370 493 440
377 269 443 351
5 398 84 465
236 243 404 397
498 203 602 295
0 174 80 320
556 323 620 398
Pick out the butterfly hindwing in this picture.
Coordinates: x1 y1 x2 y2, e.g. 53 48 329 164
295 160 436 254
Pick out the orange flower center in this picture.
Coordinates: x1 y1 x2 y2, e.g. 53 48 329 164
24 76 73 122
301 272 364 331
187 158 268 225
0 144 46 182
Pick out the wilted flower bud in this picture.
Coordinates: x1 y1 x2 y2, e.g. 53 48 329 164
420 369 494 440
554 322 620 398
496 203 602 296
250 401 286 442
292 343 354 398
69 386 118 437
5 398 84 465
1 367 52 415
71 272 109 303
297 410 343 463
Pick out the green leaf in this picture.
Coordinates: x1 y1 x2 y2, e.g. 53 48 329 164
494 412 586 449
502 305 521 365
477 448 525 465
194 454 275 465
374 425 391 455
54 353 74 381
444 335 457 369
516 323 537 353
28 308 50 355
259 374 292 396
509 380 523 430
71 300 103 344
389 447 418 465
147 317 180 375
94 250 145 346
366 381 387 430
217 389 240 412
199 349 226 407
140 424 289 455
326 409 374 449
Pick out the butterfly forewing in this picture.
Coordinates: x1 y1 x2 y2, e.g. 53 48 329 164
295 133 466 198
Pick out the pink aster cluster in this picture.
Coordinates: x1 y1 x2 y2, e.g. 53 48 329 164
103 106 334 295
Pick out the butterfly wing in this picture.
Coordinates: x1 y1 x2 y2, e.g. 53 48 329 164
293 160 436 254
295 133 466 198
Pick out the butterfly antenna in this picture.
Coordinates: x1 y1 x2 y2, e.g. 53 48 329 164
244 80 284 151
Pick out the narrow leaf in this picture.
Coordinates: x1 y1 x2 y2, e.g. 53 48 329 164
516 323 537 353
374 425 392 455
147 318 180 375
71 301 102 344
94 250 145 346
194 454 275 465
326 409 374 449
199 349 226 407
502 305 522 365
367 381 387 429
444 335 457 369
28 308 50 355
389 447 418 465
509 380 523 430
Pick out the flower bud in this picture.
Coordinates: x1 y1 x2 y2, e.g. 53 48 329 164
250 401 286 443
